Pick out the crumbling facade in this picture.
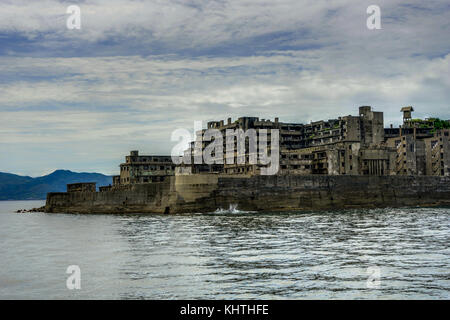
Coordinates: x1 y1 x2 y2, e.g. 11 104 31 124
67 182 96 193
114 150 175 185
181 106 403 176
111 106 450 186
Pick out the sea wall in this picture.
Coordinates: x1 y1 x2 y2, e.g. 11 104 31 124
45 174 450 214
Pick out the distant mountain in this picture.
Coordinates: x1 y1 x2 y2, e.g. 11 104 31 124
0 170 113 200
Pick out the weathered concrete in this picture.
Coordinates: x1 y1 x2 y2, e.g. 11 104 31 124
45 174 450 214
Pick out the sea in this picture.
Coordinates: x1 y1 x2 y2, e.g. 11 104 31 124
0 200 448 299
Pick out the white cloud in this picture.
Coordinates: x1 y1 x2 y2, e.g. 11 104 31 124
0 0 449 176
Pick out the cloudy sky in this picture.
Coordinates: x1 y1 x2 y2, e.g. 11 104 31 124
0 0 449 176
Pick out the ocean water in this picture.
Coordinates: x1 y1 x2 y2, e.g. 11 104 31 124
0 200 448 299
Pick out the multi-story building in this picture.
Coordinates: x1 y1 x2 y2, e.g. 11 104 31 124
386 135 426 175
113 106 449 185
181 105 450 177
386 109 450 176
424 129 450 176
182 106 394 176
116 150 175 185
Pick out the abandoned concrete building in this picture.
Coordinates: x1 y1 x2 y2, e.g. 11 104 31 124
112 106 450 187
113 150 175 185
179 106 450 177
67 182 97 193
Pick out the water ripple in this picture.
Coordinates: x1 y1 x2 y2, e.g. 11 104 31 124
0 201 449 299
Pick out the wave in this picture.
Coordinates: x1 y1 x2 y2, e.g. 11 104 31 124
213 204 255 214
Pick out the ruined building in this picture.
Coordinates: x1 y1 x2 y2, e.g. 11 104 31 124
113 150 175 185
181 106 395 176
113 106 450 187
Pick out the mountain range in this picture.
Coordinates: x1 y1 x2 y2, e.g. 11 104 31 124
0 170 112 200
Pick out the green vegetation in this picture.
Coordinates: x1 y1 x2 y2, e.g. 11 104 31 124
406 118 450 129
430 118 450 129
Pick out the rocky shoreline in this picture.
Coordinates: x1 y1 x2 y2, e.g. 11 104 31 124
15 206 45 213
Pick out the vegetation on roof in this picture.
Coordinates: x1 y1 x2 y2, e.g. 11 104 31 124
407 118 450 129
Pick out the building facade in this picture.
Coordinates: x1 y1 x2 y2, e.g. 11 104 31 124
181 106 450 177
112 106 450 186
115 150 175 185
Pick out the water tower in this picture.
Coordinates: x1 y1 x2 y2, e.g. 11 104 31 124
401 106 414 122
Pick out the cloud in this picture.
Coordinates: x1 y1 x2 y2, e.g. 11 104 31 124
0 0 449 176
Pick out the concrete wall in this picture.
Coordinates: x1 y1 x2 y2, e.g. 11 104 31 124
45 174 450 214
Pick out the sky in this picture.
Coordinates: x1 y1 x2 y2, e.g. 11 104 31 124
0 0 449 176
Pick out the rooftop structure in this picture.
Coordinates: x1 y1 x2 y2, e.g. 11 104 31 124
67 182 96 193
401 106 414 121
